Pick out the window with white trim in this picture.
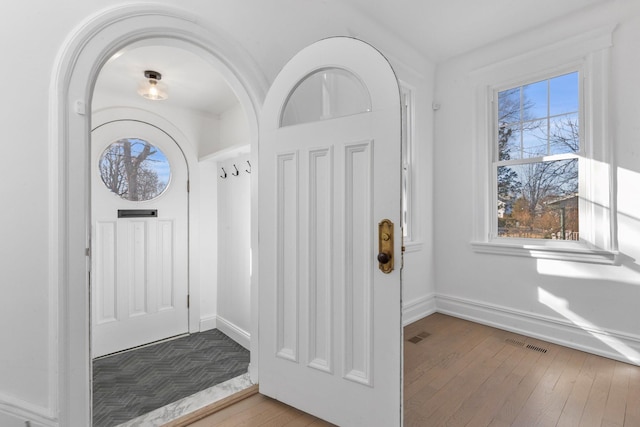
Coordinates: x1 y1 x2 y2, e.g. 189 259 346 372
471 28 617 264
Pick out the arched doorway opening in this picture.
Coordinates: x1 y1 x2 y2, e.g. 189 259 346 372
52 5 265 425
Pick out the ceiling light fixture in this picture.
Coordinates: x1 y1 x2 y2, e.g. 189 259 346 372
138 70 168 101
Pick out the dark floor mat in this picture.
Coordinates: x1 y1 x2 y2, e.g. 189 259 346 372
92 329 249 427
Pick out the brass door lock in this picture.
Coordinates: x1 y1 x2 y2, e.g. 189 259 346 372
378 219 394 274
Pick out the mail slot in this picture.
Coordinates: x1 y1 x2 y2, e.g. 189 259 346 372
118 209 158 218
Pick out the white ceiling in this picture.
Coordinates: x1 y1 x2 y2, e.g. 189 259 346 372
344 0 606 61
93 0 606 117
94 45 240 117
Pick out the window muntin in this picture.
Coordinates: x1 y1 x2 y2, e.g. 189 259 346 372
280 68 371 127
99 138 171 201
495 72 580 240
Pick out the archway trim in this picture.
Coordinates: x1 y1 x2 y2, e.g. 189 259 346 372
50 5 265 425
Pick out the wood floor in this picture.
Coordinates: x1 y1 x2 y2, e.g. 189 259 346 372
181 392 334 426
185 313 640 426
404 313 640 426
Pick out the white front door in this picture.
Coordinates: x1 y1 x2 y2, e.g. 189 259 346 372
259 37 402 426
91 120 189 358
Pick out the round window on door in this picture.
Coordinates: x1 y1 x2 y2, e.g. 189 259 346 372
98 138 171 201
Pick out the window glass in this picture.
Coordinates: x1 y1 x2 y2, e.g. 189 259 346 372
99 138 171 201
497 159 578 239
549 112 580 155
496 71 580 240
550 72 579 116
521 119 548 158
281 68 371 127
523 80 548 120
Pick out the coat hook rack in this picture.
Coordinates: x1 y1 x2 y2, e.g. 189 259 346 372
220 167 227 179
246 160 252 173
232 164 240 176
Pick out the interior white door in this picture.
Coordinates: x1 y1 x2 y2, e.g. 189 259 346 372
91 120 189 358
259 37 402 426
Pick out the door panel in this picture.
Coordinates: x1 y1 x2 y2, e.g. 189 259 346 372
259 38 402 427
95 221 117 324
344 139 374 386
91 120 189 358
308 146 332 373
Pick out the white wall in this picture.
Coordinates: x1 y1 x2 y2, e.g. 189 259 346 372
215 153 252 348
0 1 59 419
198 103 250 159
197 161 219 330
434 0 640 363
198 104 252 337
220 104 251 152
0 1 434 424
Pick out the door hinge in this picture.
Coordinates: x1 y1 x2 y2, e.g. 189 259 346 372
187 295 190 308
85 247 91 257
74 100 86 115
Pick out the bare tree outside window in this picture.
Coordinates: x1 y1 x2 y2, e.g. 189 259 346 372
496 72 580 240
99 138 171 201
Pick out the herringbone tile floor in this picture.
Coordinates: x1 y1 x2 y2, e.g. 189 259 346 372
93 329 249 427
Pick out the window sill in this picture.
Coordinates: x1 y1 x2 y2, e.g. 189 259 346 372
470 239 618 265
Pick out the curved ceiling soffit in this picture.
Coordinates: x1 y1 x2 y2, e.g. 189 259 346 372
53 3 269 123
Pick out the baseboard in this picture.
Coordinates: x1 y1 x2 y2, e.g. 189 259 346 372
402 293 436 326
199 315 217 332
436 293 640 366
0 394 56 427
216 316 251 350
0 410 33 427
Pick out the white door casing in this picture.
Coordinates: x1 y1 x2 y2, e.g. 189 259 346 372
91 120 189 358
259 37 402 426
